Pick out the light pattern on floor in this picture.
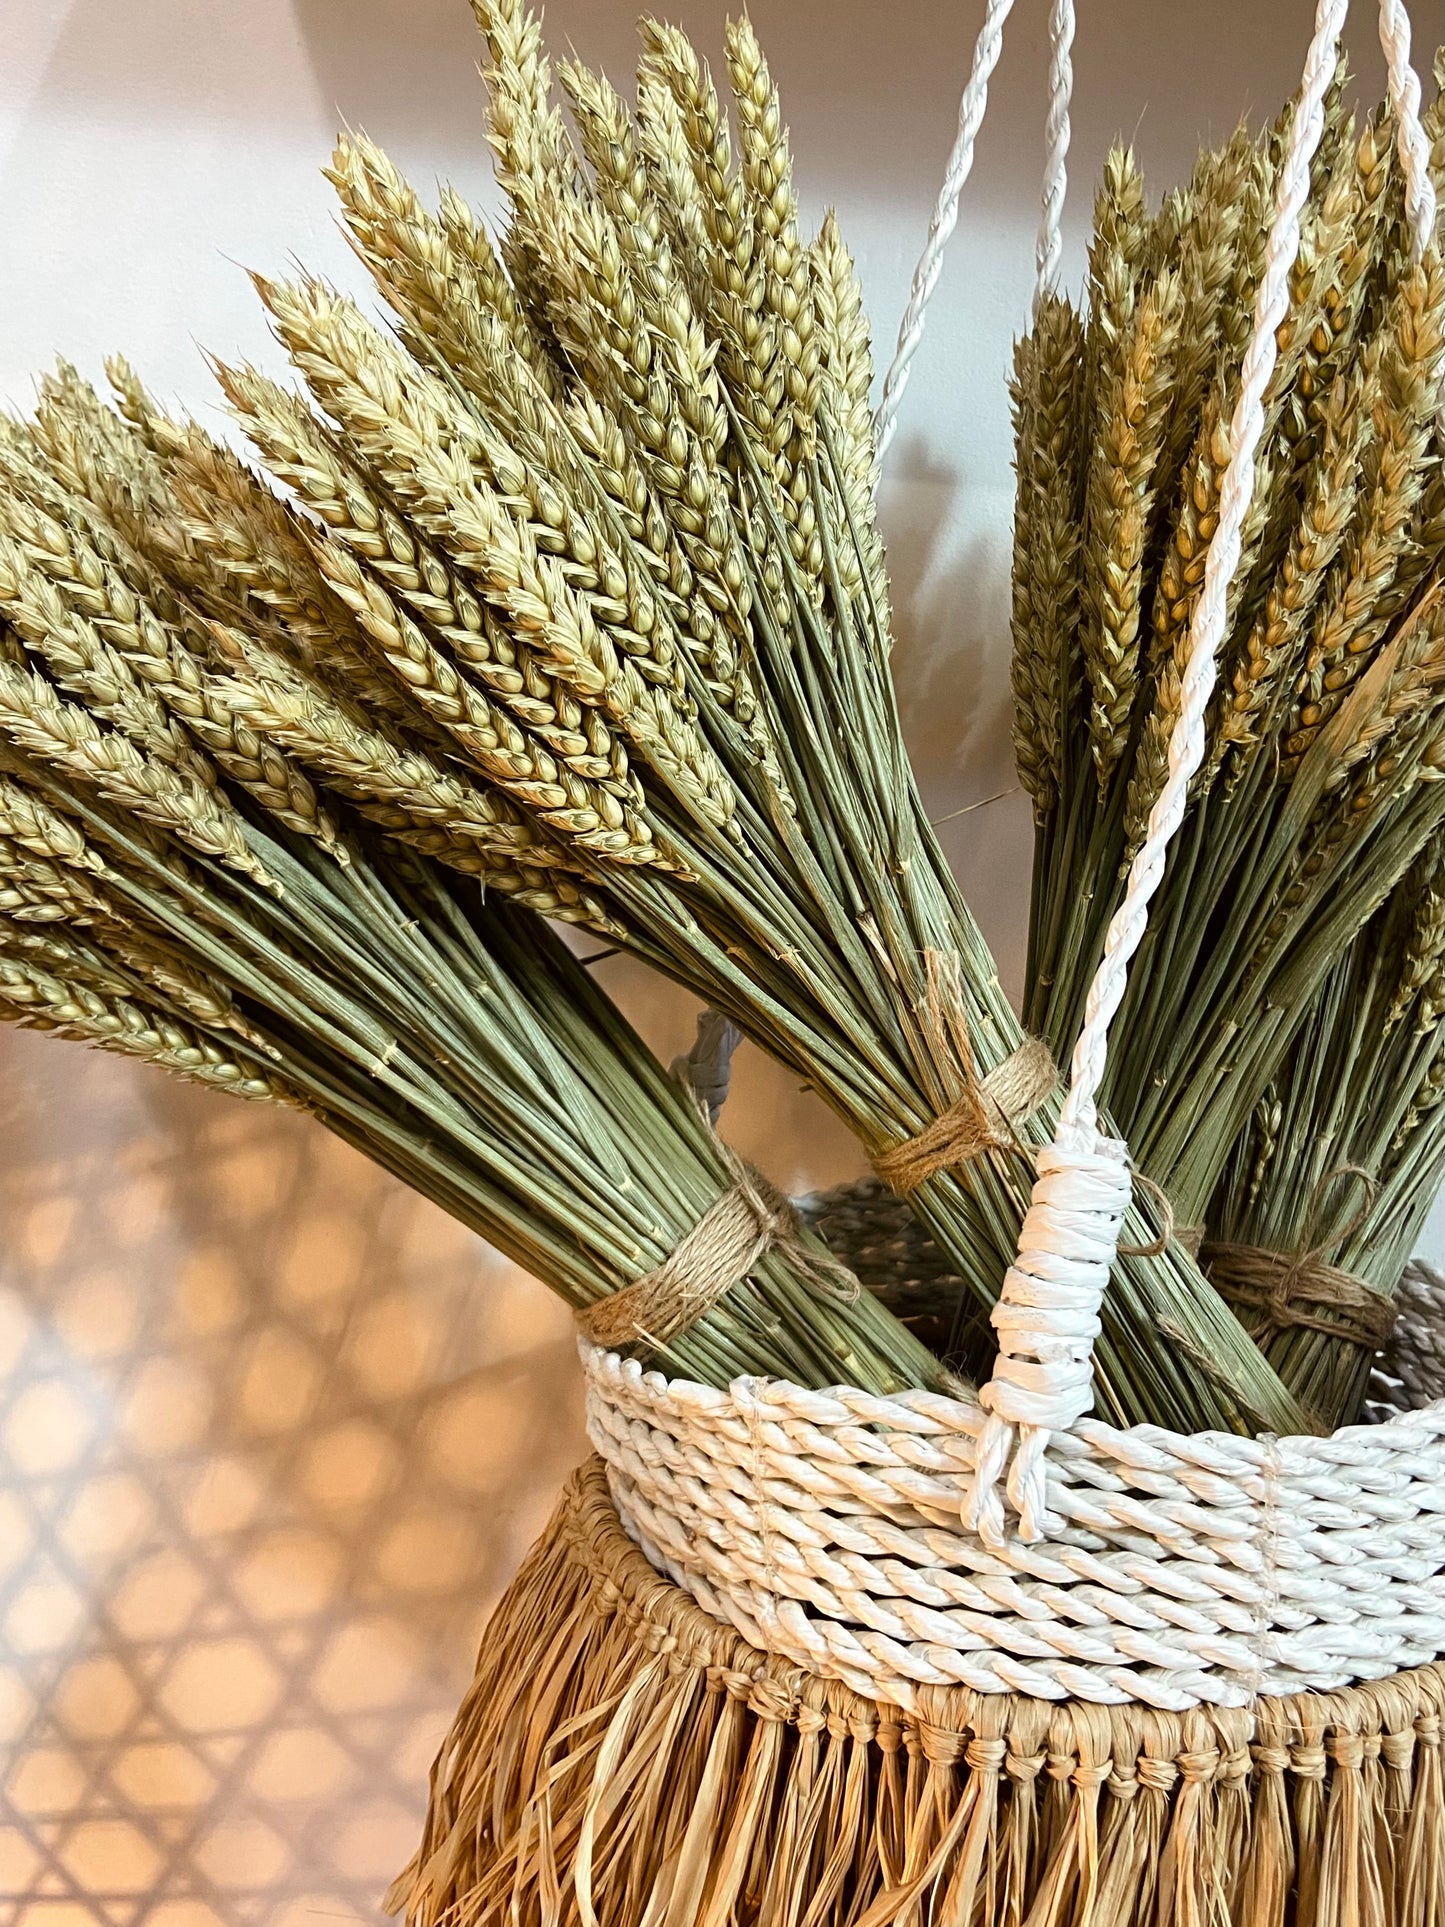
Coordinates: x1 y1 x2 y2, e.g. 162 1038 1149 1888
0 1032 587 1926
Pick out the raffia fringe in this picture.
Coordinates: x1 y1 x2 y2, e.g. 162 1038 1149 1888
390 1462 1445 1927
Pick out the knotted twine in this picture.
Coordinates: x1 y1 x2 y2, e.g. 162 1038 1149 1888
1203 1165 1395 1354
1203 1246 1397 1351
873 1037 1059 1192
576 1136 860 1353
871 951 1059 1195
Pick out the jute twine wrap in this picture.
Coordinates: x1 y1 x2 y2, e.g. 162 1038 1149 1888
1203 1240 1398 1352
873 1035 1058 1193
576 1139 858 1352
1204 1167 1395 1353
393 1460 1445 1927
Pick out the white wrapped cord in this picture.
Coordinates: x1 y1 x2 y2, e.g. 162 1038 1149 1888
874 0 1016 461
965 0 1354 1551
1376 0 1439 262
1374 0 1444 446
1033 0 1075 313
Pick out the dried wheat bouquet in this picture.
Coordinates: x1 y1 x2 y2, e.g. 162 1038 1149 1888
1013 60 1444 1252
1207 835 1445 1429
143 0 1306 1435
0 383 942 1398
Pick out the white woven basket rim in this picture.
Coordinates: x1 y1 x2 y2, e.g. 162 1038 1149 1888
586 1345 1445 1459
581 1261 1445 1711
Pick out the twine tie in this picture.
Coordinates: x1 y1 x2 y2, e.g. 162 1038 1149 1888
1203 1164 1394 1353
873 1036 1058 1193
577 1137 858 1352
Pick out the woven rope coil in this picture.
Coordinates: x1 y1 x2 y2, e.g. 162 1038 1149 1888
1370 1261 1445 1416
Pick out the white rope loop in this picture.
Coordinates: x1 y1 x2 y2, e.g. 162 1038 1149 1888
1033 0 1076 314
969 0 1353 1545
966 1140 1130 1546
874 0 1016 460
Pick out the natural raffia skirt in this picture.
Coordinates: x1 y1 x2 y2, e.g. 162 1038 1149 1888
390 1457 1445 1927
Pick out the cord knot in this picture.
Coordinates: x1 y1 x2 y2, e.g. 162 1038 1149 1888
577 1136 857 1353
965 1137 1131 1545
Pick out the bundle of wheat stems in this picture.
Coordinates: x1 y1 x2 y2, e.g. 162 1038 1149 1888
28 0 1444 1442
1011 57 1444 1417
154 0 1298 1436
1207 836 1445 1429
0 384 952 1397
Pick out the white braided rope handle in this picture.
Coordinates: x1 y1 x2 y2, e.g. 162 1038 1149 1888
1377 0 1439 261
966 0 1358 1551
874 0 1016 460
1033 0 1075 314
1375 0 1445 445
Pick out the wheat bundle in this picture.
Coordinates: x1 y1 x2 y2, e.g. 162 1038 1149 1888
1012 61 1444 1245
1207 837 1445 1428
0 384 947 1396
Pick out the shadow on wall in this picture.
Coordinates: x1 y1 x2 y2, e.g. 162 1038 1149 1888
273 0 1389 219
287 0 1037 209
879 437 1032 1002
0 1029 585 1926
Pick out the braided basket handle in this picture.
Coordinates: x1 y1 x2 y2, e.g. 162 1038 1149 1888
969 0 1441 1547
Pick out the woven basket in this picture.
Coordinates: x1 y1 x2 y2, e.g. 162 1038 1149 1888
583 1239 1445 1712
390 1238 1445 1926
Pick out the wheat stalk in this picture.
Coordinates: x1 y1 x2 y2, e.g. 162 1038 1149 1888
1083 270 1182 790
1009 296 1085 821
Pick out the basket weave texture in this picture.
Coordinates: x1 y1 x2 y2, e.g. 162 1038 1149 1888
584 1186 1445 1712
394 1455 1445 1927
